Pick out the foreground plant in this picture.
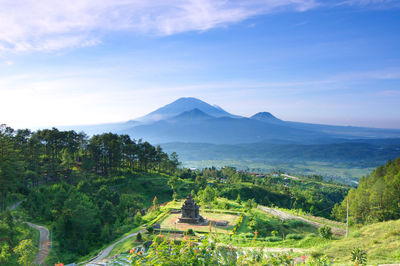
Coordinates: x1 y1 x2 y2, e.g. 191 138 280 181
129 234 295 265
351 247 367 266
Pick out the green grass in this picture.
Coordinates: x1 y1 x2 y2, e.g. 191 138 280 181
218 233 330 249
108 237 141 257
316 219 400 265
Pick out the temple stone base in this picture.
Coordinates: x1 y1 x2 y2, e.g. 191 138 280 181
178 216 206 224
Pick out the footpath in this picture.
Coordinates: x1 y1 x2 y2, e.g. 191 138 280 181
10 201 51 265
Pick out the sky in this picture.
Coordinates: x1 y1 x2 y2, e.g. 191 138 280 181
0 0 400 129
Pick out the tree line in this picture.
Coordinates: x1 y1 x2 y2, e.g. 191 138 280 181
332 157 400 224
0 124 179 211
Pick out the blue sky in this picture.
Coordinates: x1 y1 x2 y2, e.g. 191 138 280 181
0 0 399 129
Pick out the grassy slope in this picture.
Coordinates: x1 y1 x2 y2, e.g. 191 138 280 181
317 219 400 265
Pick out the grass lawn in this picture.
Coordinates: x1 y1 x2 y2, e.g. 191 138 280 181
160 212 240 233
108 237 143 257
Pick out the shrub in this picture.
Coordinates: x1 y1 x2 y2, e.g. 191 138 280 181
136 232 143 242
232 213 244 235
146 226 154 234
318 225 332 239
351 247 367 265
271 230 278 237
186 228 195 235
265 236 282 242
352 231 361 238
129 235 293 265
306 255 331 265
286 234 303 240
284 219 306 228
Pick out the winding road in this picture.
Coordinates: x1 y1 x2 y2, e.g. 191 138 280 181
10 201 51 265
26 222 51 265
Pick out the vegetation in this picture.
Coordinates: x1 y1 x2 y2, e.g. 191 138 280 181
129 234 297 265
351 247 367 266
332 157 400 224
0 124 181 264
316 219 400 264
0 209 38 265
1 122 400 265
162 141 400 181
318 226 332 239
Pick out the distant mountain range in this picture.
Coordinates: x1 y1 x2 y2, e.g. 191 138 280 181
60 97 400 144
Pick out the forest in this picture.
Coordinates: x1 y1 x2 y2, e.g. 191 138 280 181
332 157 400 224
0 124 180 262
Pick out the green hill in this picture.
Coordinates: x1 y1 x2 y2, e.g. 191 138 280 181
316 219 400 265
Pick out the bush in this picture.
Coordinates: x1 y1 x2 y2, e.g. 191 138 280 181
232 214 244 235
318 225 332 239
186 228 195 235
286 233 303 240
306 233 317 238
265 236 282 242
146 226 154 234
306 255 331 265
351 247 367 265
284 219 306 228
136 232 143 242
352 231 361 238
129 235 294 265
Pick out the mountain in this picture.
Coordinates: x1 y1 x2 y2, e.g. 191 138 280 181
136 97 238 123
123 113 333 144
170 108 215 122
60 97 400 145
250 112 282 124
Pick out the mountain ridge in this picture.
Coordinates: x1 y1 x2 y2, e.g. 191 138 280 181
59 97 400 144
136 97 237 123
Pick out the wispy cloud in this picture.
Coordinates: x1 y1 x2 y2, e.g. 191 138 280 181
0 0 319 53
335 0 400 9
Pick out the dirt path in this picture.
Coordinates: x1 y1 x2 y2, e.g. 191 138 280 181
9 201 51 265
85 230 144 265
26 222 51 265
258 205 345 236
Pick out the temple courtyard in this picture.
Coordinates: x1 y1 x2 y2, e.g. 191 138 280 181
159 212 240 233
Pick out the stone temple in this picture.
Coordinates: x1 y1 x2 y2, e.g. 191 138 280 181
178 194 205 224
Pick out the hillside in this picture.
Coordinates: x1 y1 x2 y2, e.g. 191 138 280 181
332 157 400 223
317 219 400 264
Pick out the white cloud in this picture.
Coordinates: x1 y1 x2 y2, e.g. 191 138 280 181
0 0 318 53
